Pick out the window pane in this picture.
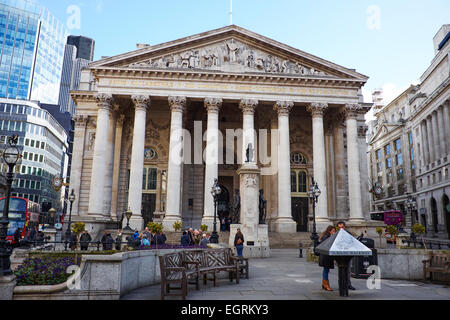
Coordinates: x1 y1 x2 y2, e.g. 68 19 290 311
142 168 147 189
298 171 307 193
148 168 157 190
291 171 297 193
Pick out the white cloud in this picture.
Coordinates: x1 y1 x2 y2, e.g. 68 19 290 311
362 88 373 103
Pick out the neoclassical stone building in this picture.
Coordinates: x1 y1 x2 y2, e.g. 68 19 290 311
70 25 373 238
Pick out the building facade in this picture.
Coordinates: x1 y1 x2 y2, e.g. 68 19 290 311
0 98 69 209
58 36 95 115
0 0 67 104
368 25 450 239
70 26 375 239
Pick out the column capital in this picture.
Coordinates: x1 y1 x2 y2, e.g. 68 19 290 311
168 96 187 113
204 97 223 114
131 95 151 111
343 103 363 119
94 93 114 110
239 99 258 115
274 101 294 116
307 102 328 117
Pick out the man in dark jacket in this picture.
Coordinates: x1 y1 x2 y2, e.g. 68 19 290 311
180 230 190 246
101 230 114 251
156 231 166 245
70 232 78 251
115 229 122 251
13 228 22 247
79 230 92 251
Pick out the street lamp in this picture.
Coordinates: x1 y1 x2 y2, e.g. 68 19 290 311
65 189 76 251
308 178 321 254
210 179 221 244
406 194 417 241
1 135 22 276
123 208 133 231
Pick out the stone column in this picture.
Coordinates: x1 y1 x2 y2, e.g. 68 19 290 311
163 96 186 231
306 102 330 226
443 102 450 155
202 98 223 230
88 93 113 215
103 107 117 217
239 99 258 163
110 114 125 221
437 106 446 156
343 104 364 222
273 101 297 233
70 115 87 216
431 111 440 161
426 116 434 163
155 169 162 213
333 114 346 219
419 121 427 167
127 95 150 230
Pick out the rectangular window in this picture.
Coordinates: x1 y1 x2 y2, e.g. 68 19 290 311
19 180 24 188
32 167 36 175
397 168 404 180
409 132 413 145
386 158 392 168
395 139 401 151
27 167 31 175
396 153 403 166
147 168 157 190
384 144 391 155
34 154 38 162
21 166 26 174
30 181 35 189
376 149 382 160
39 155 43 162
30 140 34 148
377 162 382 172
25 138 29 146
23 151 28 159
25 180 30 188
36 181 40 190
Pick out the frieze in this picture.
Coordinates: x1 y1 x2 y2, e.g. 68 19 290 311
127 38 330 76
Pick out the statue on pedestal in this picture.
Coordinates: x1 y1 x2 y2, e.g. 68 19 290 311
246 143 254 163
259 189 267 224
232 189 241 224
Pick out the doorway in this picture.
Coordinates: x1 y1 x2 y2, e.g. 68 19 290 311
292 197 308 232
142 194 156 227
443 195 449 239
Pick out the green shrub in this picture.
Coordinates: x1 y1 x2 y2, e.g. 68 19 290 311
71 222 85 236
412 223 425 234
200 224 208 232
376 227 384 236
173 221 182 232
147 222 163 234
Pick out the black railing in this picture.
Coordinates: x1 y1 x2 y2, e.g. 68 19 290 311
405 237 450 250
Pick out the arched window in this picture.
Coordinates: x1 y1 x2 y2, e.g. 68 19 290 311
291 169 308 195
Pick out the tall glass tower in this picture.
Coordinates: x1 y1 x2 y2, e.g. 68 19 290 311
0 0 67 104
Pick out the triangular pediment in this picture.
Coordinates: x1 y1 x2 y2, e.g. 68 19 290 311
369 123 403 144
90 25 368 81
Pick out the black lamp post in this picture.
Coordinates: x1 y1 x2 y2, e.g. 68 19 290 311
406 194 417 241
1 135 21 276
210 179 221 244
64 189 76 251
308 178 321 253
123 208 133 231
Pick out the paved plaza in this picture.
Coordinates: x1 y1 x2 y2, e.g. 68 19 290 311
121 249 450 300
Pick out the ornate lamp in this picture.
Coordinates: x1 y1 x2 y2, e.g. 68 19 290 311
1 135 22 276
406 194 417 240
123 208 133 231
308 178 321 253
65 190 76 251
210 179 222 244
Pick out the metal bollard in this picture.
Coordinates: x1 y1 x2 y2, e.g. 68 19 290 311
299 242 303 258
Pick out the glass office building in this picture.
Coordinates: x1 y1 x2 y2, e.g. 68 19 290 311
0 0 67 104
0 97 69 208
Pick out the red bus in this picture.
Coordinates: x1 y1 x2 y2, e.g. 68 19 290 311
0 196 40 244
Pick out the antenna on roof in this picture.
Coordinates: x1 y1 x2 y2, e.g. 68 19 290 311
230 0 233 25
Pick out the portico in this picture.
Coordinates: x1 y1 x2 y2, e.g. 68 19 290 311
70 25 371 239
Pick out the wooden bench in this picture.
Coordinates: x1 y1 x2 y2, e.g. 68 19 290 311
158 252 200 300
182 248 243 287
422 252 450 281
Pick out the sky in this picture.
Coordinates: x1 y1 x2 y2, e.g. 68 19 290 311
39 0 450 107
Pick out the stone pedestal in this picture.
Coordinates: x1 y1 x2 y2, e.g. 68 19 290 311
0 275 16 300
233 163 270 258
43 228 57 243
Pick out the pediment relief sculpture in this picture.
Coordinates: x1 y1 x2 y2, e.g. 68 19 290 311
128 38 330 76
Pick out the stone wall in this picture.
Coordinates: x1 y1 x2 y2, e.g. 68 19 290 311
12 249 184 300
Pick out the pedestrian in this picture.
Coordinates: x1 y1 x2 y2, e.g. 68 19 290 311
115 229 122 251
319 225 335 291
221 217 226 232
200 233 210 247
143 227 151 239
234 228 245 258
13 228 22 247
140 235 150 247
193 230 201 245
187 228 194 245
180 230 191 246
70 231 78 251
337 221 356 290
79 230 92 251
132 229 140 240
156 231 167 245
101 230 114 251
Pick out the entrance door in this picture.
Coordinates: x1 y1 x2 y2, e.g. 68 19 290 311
292 197 308 232
443 195 450 239
142 194 156 227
